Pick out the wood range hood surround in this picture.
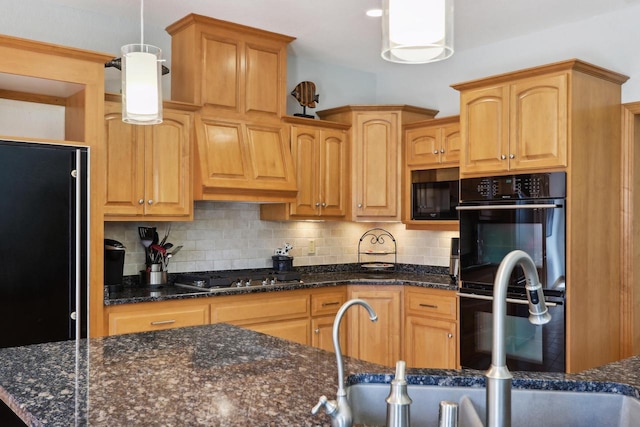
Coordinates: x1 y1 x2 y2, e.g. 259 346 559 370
167 14 298 203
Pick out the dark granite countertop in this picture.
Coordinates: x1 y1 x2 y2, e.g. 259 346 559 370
1 323 640 426
105 265 457 306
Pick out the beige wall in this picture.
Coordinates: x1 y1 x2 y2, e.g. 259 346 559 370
105 201 458 276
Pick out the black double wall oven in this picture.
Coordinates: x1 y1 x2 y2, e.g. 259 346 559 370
457 172 566 373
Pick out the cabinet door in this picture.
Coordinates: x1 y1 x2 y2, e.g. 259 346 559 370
312 315 346 353
103 102 145 215
405 315 457 369
290 125 320 216
509 73 568 171
459 85 509 174
440 122 461 165
347 288 402 367
319 128 348 217
405 125 441 167
353 112 400 218
144 110 192 216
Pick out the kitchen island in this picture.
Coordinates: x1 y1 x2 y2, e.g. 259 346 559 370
1 323 640 426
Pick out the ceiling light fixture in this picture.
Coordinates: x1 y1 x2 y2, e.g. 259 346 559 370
121 0 163 124
381 0 454 64
366 8 383 17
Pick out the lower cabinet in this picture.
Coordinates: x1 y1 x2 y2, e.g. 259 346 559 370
311 287 348 352
347 286 403 367
105 300 210 335
104 285 459 369
210 290 311 346
404 287 458 369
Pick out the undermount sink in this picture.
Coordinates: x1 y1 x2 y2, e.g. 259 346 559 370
347 382 640 427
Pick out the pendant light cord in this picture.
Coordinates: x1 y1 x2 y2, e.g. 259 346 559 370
140 0 144 45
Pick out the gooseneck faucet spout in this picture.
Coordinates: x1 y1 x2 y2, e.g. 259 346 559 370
312 299 378 427
486 250 551 427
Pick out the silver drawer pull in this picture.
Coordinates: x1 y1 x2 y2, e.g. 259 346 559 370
322 301 341 307
419 303 438 309
150 319 176 326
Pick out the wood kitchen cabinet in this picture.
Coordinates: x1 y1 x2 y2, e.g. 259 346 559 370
455 74 567 175
260 117 350 220
402 116 460 231
454 59 630 372
167 14 298 203
404 287 458 369
210 289 311 346
317 105 437 221
346 286 403 367
105 299 210 335
404 116 461 168
103 97 196 220
310 287 347 352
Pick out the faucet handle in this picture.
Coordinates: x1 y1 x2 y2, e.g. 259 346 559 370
312 395 338 416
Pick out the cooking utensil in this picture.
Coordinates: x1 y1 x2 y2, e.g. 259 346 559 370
168 245 183 256
159 223 171 247
138 226 156 265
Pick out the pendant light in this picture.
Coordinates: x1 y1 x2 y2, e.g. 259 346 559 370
121 0 163 124
381 0 454 64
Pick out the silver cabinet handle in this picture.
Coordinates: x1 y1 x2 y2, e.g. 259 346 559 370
448 333 453 339
148 199 153 205
501 154 507 160
315 202 321 207
509 154 515 159
138 199 145 204
433 150 439 154
314 328 320 334
321 202 326 207
357 203 363 208
150 319 176 326
440 149 445 153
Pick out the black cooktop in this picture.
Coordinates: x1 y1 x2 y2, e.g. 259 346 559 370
174 269 301 289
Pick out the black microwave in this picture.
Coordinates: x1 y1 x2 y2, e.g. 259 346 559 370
411 169 459 220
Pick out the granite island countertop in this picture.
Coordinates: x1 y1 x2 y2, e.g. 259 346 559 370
1 323 640 426
105 267 457 306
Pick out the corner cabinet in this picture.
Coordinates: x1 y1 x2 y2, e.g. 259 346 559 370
103 96 197 220
317 105 438 221
260 117 350 220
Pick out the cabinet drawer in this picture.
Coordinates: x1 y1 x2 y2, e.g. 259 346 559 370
211 293 310 325
108 305 209 335
405 289 457 320
311 290 347 317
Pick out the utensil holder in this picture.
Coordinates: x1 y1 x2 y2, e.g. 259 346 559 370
148 264 167 286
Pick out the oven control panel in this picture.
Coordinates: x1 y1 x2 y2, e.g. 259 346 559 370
460 172 566 201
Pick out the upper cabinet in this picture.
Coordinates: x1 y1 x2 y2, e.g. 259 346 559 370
452 60 628 177
404 115 460 168
261 117 350 220
166 14 297 202
103 96 197 220
318 105 437 221
166 14 293 119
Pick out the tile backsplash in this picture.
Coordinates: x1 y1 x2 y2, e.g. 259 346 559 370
104 201 459 276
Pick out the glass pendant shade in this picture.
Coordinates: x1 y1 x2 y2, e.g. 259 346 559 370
121 44 163 124
381 0 454 64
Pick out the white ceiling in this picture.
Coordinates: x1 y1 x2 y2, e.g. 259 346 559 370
38 0 640 74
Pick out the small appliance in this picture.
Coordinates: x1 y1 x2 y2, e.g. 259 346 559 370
104 239 126 292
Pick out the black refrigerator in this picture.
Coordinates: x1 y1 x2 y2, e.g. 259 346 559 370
0 140 88 348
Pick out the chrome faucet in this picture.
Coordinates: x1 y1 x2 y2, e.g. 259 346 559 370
486 250 552 427
312 299 378 427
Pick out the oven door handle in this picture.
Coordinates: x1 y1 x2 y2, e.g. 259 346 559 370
457 292 558 307
456 203 561 210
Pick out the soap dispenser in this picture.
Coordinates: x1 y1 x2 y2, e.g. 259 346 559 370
386 360 412 427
